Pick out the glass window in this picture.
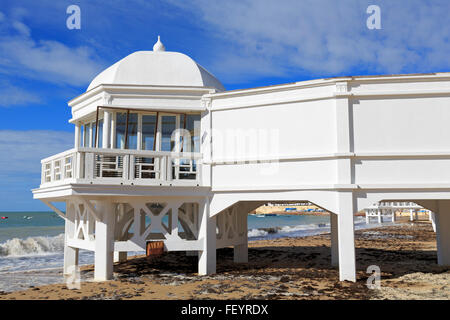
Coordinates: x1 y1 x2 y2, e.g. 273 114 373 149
80 125 85 147
127 113 138 149
97 119 103 148
184 114 201 153
161 115 176 151
115 113 127 149
142 114 156 150
92 122 97 147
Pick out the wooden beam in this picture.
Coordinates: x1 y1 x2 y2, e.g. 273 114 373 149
42 200 66 220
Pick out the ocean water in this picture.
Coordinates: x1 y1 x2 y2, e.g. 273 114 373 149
0 211 386 292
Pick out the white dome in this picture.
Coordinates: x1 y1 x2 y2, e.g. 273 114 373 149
87 49 225 92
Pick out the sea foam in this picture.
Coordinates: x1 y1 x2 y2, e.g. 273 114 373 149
0 234 65 257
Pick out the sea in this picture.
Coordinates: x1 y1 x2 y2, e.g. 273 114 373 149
0 211 390 292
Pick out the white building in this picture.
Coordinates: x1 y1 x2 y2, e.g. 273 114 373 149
33 37 450 282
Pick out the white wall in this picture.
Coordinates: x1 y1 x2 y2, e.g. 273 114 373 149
207 75 450 196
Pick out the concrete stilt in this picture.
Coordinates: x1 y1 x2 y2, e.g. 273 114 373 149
436 201 450 265
198 198 216 275
94 201 115 281
234 209 248 263
330 212 339 267
337 192 356 282
430 212 436 232
63 203 79 275
377 209 382 224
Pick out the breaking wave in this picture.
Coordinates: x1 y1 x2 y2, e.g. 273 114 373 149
248 222 330 240
0 234 65 257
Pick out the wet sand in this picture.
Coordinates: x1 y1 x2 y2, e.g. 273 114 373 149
1 220 448 300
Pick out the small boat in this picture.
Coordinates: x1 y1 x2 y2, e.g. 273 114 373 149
1 216 8 220
264 213 277 217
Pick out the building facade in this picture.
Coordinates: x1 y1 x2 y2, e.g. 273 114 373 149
33 38 450 282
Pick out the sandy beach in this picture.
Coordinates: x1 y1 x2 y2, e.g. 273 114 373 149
0 220 448 300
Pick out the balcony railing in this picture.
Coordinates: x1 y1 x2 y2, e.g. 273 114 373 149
40 147 202 187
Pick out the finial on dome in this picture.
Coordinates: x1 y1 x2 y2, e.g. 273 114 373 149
153 35 166 52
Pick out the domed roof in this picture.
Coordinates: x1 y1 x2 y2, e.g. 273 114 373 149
87 37 225 92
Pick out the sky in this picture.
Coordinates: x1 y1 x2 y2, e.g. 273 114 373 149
0 0 449 211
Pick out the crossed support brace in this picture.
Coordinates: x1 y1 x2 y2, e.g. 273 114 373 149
60 193 358 282
62 198 116 281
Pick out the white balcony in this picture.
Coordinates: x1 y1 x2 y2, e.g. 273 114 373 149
40 147 202 188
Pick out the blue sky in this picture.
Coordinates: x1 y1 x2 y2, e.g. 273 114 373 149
0 0 449 211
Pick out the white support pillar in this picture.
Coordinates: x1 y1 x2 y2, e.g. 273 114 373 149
436 201 450 265
430 212 436 232
330 212 339 267
337 192 356 282
377 209 382 224
94 201 115 281
114 203 127 262
102 111 111 149
233 210 247 263
365 210 370 224
198 198 216 275
410 209 414 221
74 123 81 148
64 202 79 275
391 209 396 222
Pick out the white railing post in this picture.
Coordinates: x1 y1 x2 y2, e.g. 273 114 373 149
196 158 202 185
123 155 129 180
167 156 172 182
77 151 84 179
159 156 165 181
129 155 135 180
85 153 94 179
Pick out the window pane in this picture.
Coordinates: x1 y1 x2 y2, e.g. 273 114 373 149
92 122 96 147
161 115 176 151
97 119 103 148
184 114 200 153
142 115 156 150
115 113 127 149
127 113 138 149
80 125 85 147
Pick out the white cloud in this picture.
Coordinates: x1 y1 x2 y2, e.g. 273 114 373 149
170 0 450 81
0 83 41 107
0 11 105 87
0 130 74 174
